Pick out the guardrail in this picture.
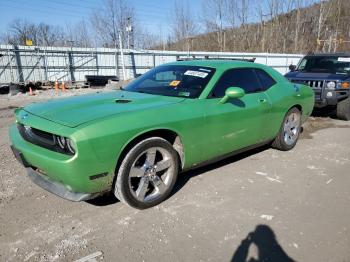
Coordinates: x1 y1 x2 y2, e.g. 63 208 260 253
0 45 303 83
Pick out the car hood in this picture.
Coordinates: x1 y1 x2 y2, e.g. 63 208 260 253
24 91 185 128
285 71 350 81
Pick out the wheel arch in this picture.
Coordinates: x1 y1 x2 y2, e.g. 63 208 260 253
272 104 303 139
115 128 185 175
289 104 305 123
289 104 302 113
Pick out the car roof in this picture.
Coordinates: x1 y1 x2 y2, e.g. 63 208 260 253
305 52 350 57
166 59 266 70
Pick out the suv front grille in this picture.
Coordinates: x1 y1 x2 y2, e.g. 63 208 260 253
291 79 325 89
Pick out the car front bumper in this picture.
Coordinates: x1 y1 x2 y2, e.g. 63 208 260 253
9 124 114 201
314 89 349 108
26 166 101 201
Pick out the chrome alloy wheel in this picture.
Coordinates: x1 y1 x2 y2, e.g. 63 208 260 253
283 112 300 146
128 147 175 203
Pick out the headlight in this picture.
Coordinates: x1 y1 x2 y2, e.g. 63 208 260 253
326 81 336 89
57 136 66 149
66 139 76 154
54 135 76 155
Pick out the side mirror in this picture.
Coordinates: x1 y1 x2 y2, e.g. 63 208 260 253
220 87 245 104
289 64 296 72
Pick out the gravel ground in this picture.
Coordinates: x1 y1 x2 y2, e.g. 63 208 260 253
0 90 350 262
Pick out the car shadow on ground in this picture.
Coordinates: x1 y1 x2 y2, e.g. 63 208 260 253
312 107 336 119
86 192 119 206
231 224 296 262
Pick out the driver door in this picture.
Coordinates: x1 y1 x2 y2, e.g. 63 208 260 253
201 68 271 159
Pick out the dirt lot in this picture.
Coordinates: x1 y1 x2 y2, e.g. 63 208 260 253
1 91 350 262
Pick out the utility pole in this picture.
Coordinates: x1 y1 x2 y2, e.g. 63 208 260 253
118 32 126 80
126 17 133 49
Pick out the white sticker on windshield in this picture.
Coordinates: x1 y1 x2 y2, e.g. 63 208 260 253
198 68 212 72
338 57 350 62
184 70 208 78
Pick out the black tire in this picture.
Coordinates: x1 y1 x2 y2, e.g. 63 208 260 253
272 107 301 151
336 97 350 121
114 137 179 209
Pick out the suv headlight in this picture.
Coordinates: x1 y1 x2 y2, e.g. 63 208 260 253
326 81 336 90
55 135 76 154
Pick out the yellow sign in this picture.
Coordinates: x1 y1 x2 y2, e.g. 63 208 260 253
169 80 181 87
25 39 33 46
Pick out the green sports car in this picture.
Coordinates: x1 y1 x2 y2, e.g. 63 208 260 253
9 60 314 209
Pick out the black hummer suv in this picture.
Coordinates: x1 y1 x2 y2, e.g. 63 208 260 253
285 53 350 120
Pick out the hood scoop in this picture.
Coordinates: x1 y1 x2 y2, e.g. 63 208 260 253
115 99 131 104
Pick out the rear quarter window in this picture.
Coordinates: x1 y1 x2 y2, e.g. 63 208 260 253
255 69 276 91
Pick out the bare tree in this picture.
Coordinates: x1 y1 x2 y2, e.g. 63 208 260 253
202 0 228 51
91 0 134 48
2 18 65 46
65 20 93 48
5 18 36 45
171 0 197 51
134 28 162 50
294 0 302 52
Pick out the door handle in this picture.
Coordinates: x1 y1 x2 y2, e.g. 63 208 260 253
259 98 267 103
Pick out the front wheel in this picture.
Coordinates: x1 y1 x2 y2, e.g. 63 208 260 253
272 107 301 151
114 137 179 209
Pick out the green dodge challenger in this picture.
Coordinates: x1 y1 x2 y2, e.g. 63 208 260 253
9 60 314 209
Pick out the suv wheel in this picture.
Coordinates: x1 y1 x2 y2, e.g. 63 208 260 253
336 97 350 121
114 137 179 209
272 107 301 151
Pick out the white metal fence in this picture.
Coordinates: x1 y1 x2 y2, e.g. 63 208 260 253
0 45 303 84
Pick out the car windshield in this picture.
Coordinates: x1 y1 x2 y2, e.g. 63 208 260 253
123 65 216 98
297 56 350 74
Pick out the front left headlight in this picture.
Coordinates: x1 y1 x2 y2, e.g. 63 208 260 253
55 135 76 155
66 138 76 154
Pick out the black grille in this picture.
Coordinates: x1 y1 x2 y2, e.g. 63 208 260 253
17 124 72 155
18 123 55 147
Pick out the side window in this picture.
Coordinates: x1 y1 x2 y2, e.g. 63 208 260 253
298 58 307 70
255 69 276 91
211 68 261 98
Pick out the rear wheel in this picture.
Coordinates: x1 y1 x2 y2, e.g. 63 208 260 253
272 107 301 151
114 137 179 209
336 97 350 121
